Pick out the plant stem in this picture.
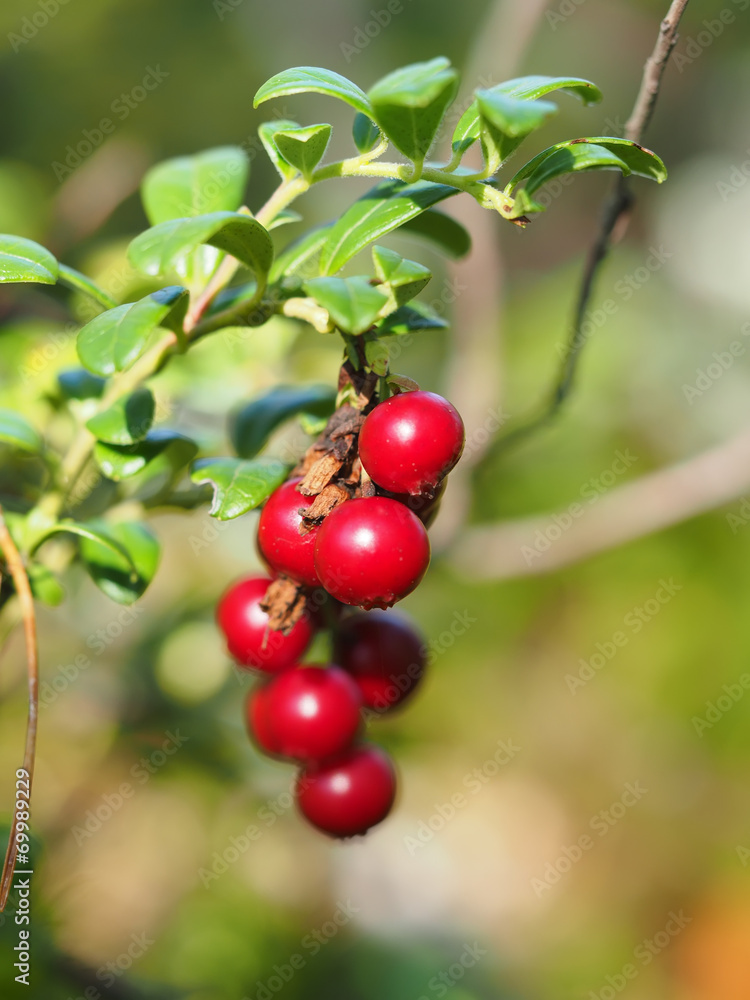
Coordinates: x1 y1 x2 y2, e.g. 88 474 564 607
57 264 117 311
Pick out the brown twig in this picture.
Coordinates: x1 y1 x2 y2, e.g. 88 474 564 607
0 507 39 910
493 0 690 453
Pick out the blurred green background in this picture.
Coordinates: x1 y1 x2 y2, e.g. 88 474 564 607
1 0 750 998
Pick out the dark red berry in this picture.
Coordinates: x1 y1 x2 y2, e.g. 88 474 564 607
296 744 397 838
333 610 426 712
253 664 363 762
245 682 281 756
216 576 315 673
257 478 321 589
314 497 430 610
387 478 446 527
359 390 465 496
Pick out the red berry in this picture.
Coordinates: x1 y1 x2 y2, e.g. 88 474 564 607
359 390 464 496
257 478 321 589
216 576 315 673
333 610 426 712
296 744 397 838
386 478 446 527
252 664 363 762
245 682 281 756
314 497 430 610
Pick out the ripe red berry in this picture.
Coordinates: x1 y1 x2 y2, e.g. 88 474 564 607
314 497 430 610
245 681 281 756
296 744 397 838
333 610 426 712
216 576 315 673
359 390 465 496
386 478 446 527
251 664 363 762
257 478 321 589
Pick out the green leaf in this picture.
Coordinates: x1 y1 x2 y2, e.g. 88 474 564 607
0 234 57 284
128 213 274 300
303 276 388 335
368 58 458 170
86 387 155 445
141 146 249 225
273 124 332 181
353 114 381 154
258 119 300 180
79 520 159 605
372 245 431 309
267 209 303 231
452 75 602 157
77 286 189 377
27 562 65 606
0 409 42 453
399 209 471 258
191 457 290 520
319 180 459 275
254 66 371 116
377 300 448 335
57 264 117 310
231 384 336 459
269 223 332 281
57 369 106 401
31 521 138 571
94 429 198 481
363 337 391 376
476 91 557 171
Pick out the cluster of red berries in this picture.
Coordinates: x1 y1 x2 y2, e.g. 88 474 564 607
216 390 465 838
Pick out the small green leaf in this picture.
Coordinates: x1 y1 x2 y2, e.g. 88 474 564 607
76 286 189 377
267 209 303 231
399 210 471 258
258 119 300 180
364 337 391 376
231 384 336 459
372 245 431 309
86 387 155 445
128 212 274 289
0 234 57 284
94 429 198 481
142 146 249 225
476 91 557 171
0 409 42 453
304 276 388 335
254 66 372 116
274 124 332 181
269 223 332 281
377 300 448 334
319 180 459 275
191 457 291 520
57 369 107 401
27 563 65 606
353 114 382 154
79 520 159 605
368 58 459 171
31 521 137 571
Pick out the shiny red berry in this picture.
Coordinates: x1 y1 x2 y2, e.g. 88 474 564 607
333 610 426 712
314 497 430 610
251 664 363 762
257 478 321 589
359 390 464 496
245 681 281 756
216 576 315 673
296 744 397 838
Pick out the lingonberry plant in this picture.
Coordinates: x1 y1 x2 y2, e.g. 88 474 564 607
0 59 666 858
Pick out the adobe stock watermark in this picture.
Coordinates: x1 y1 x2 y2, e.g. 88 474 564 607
546 0 586 32
588 910 692 1000
717 149 750 201
725 495 750 534
213 0 245 19
682 321 750 404
52 66 170 182
414 942 488 1000
522 450 638 566
737 843 750 866
692 674 750 736
340 0 415 63
565 578 682 694
531 781 648 897
673 2 749 74
7 0 71 53
403 738 521 856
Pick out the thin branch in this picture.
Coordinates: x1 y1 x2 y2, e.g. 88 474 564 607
493 0 690 454
453 424 750 580
0 507 39 910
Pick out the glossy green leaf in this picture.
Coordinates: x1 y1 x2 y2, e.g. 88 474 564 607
57 369 106 401
274 124 332 181
57 264 117 310
377 300 448 334
191 457 290 520
76 286 189 377
368 58 458 169
31 521 137 572
269 223 332 281
0 234 57 284
0 409 42 453
267 209 303 231
254 66 372 116
319 180 459 275
94 429 198 481
304 276 388 335
364 337 391 376
476 91 557 171
372 245 431 308
352 114 381 153
128 212 274 287
79 520 159 604
86 387 155 445
230 384 336 459
141 146 249 225
27 562 65 606
399 209 471 258
258 119 300 180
